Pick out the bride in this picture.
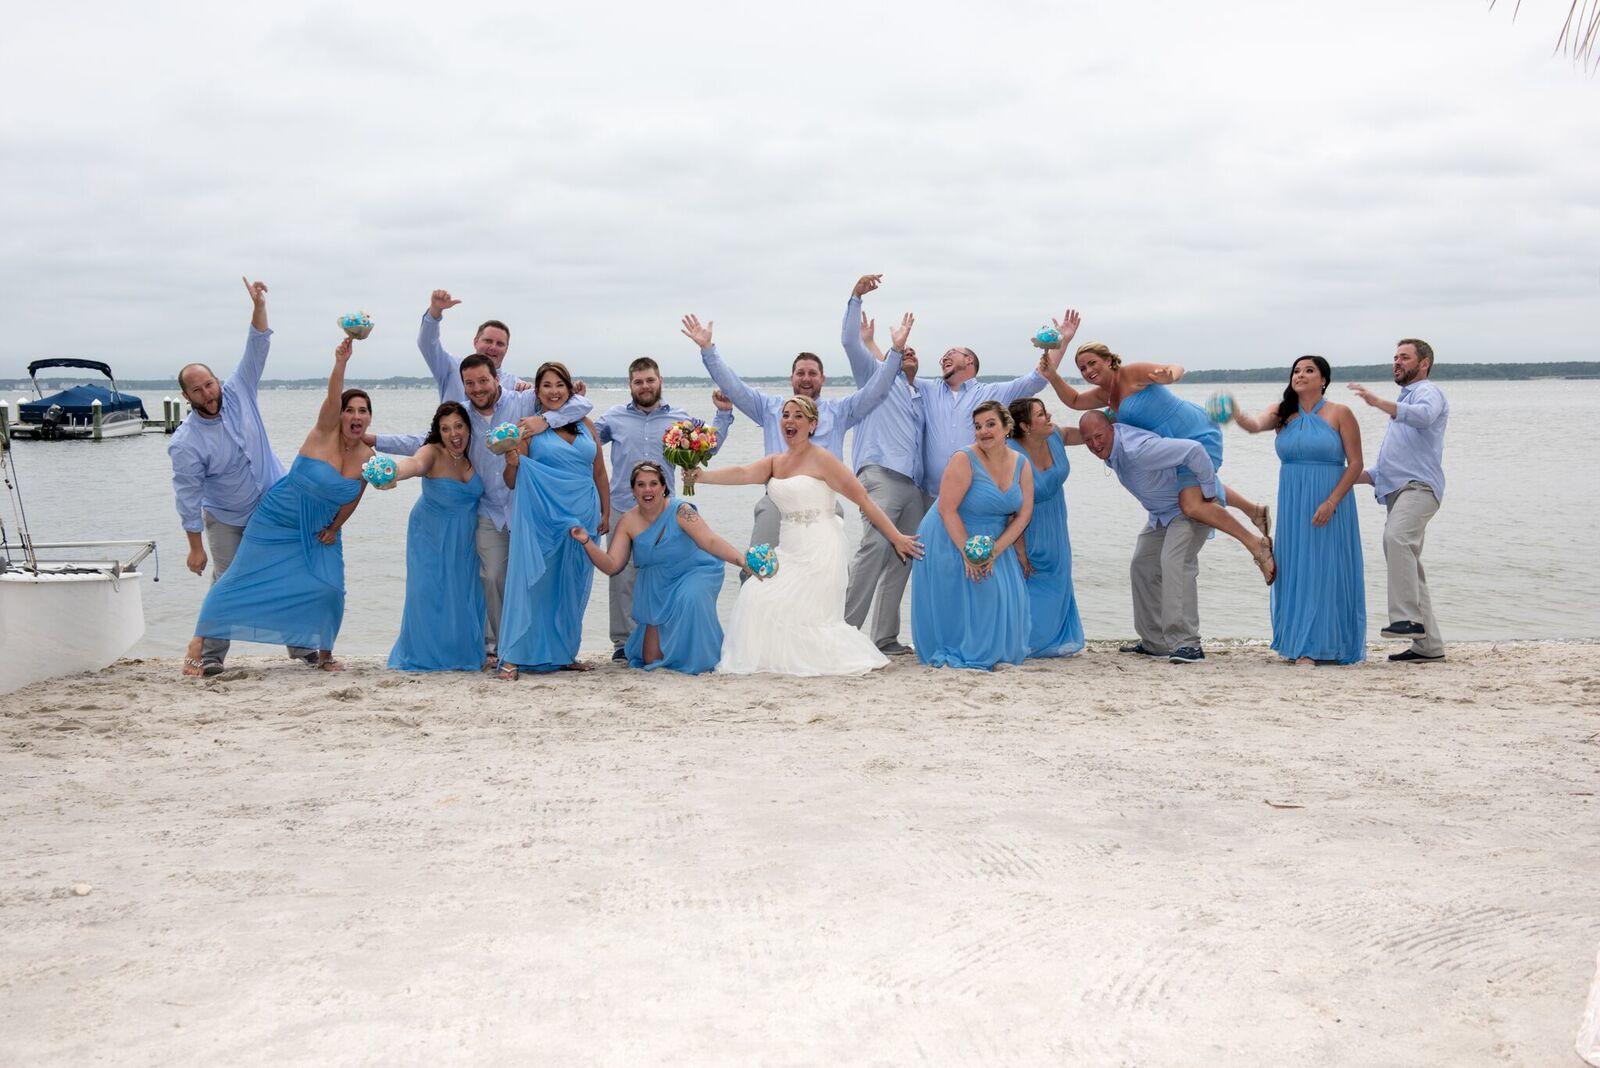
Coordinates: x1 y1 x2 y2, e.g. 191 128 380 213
682 317 924 676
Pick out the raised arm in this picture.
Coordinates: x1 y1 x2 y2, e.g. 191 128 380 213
230 277 273 396
835 312 910 429
311 339 355 439
818 451 924 561
841 276 884 385
1131 362 1185 386
675 502 751 572
571 515 634 576
418 289 463 396
1313 404 1365 527
683 315 770 424
1392 382 1445 428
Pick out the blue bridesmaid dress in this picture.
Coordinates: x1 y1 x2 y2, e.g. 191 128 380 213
1270 401 1366 663
499 424 600 671
388 473 487 671
910 448 1030 670
1008 434 1085 658
1115 382 1224 494
195 455 363 650
625 503 726 674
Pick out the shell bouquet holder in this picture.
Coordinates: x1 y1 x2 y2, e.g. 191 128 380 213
1030 325 1063 350
745 544 779 579
487 422 522 455
662 419 719 496
339 311 375 341
963 534 995 565
361 453 397 490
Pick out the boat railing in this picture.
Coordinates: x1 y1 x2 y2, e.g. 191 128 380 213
0 539 159 586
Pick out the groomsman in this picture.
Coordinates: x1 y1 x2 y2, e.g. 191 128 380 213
596 357 736 659
1351 339 1449 663
680 312 906 558
1081 411 1216 665
170 277 315 675
418 288 526 394
840 274 925 655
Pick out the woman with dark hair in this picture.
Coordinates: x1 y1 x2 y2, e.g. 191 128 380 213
910 400 1034 670
1037 333 1277 585
571 461 748 674
1005 398 1085 658
497 362 609 678
377 401 488 671
1234 356 1367 664
190 337 371 671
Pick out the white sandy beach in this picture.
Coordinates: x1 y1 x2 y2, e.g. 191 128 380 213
3 642 1597 1065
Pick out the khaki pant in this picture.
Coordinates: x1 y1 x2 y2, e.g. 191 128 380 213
477 515 510 656
1383 482 1444 657
197 512 317 667
1129 517 1207 655
843 465 929 647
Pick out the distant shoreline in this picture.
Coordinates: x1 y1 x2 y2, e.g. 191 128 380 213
5 360 1598 392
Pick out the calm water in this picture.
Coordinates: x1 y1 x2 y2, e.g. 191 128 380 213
5 379 1596 657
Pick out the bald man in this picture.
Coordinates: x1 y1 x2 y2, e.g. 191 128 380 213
169 278 314 675
1082 410 1218 664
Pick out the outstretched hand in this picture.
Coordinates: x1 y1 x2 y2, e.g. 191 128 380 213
859 311 876 345
890 312 915 352
680 314 713 349
1147 365 1179 385
1049 308 1082 366
1347 383 1380 408
853 274 883 298
429 289 462 318
242 276 268 305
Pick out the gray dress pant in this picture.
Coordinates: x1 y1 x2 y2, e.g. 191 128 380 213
198 512 318 667
1383 482 1444 656
843 465 929 647
608 530 637 648
477 515 511 656
1129 517 1207 655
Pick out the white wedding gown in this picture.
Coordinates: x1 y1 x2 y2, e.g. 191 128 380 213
717 475 890 676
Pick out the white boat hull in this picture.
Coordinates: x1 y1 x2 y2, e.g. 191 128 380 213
0 569 145 694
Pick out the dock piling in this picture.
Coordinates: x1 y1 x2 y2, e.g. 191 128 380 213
91 398 103 442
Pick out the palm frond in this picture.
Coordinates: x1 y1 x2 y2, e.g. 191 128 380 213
1490 0 1600 69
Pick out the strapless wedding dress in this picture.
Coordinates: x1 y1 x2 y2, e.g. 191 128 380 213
717 475 889 676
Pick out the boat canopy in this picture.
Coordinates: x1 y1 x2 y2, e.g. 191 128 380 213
18 384 147 420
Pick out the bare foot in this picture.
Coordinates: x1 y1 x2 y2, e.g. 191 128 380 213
559 661 593 672
182 638 205 677
1295 656 1315 668
496 663 519 682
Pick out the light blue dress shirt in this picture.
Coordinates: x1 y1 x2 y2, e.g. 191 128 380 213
168 326 288 532
1105 424 1219 529
418 311 522 395
375 385 592 533
699 342 902 460
1367 380 1448 504
916 368 1047 497
596 399 734 513
840 295 923 484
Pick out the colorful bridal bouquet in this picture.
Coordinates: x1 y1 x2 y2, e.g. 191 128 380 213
963 534 995 565
486 422 522 455
745 543 779 579
662 418 719 496
361 453 398 489
1204 392 1237 425
339 311 375 340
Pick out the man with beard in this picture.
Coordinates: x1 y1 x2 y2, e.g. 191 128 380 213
595 357 736 659
1351 339 1449 663
681 310 905 562
170 277 317 674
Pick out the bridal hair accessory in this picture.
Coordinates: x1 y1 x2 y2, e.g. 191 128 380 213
662 418 719 496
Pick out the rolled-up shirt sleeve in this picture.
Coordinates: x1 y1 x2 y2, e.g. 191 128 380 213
168 441 207 533
375 432 425 457
1393 385 1445 428
709 407 734 456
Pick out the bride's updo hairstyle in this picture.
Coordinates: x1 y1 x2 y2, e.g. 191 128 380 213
630 460 670 496
1075 342 1122 371
783 395 820 437
972 399 1013 434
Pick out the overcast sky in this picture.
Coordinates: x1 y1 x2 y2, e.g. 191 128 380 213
2 1 1595 380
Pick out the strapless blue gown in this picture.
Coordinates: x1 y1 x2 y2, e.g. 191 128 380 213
500 424 600 671
1270 401 1366 663
388 473 487 671
1115 381 1224 493
1008 435 1084 658
625 503 726 674
910 448 1030 670
195 455 363 650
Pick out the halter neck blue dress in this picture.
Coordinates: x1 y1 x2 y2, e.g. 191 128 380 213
194 455 363 650
910 448 1030 669
1270 400 1365 663
388 472 487 671
1008 434 1084 658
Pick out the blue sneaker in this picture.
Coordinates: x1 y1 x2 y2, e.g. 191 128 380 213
1168 647 1205 664
1380 621 1427 639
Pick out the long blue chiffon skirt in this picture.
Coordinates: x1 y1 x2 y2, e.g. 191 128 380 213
1270 402 1366 663
500 425 600 671
625 503 726 674
911 449 1030 670
195 455 362 650
1009 435 1084 658
388 474 487 671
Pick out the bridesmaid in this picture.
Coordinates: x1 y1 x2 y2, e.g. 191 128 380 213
571 461 748 674
1006 398 1086 658
1234 356 1367 664
379 401 488 671
1036 321 1276 584
497 362 608 679
191 338 370 670
910 400 1034 670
